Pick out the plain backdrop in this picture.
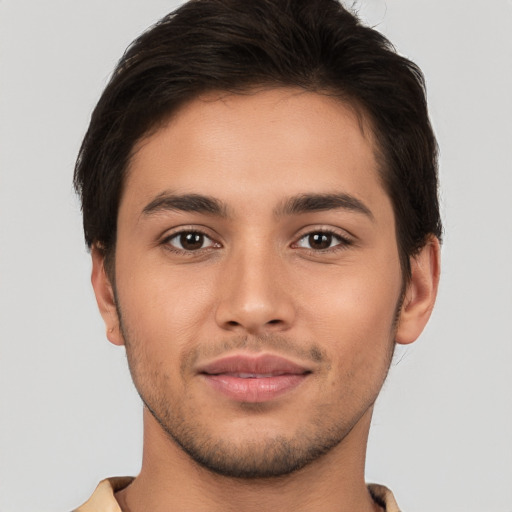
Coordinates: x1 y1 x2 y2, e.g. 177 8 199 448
1 1 511 511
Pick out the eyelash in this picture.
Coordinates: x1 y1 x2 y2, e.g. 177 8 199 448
162 229 219 255
293 229 353 254
161 228 353 255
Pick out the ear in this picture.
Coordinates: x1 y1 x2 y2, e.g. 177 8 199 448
395 236 441 345
91 245 125 346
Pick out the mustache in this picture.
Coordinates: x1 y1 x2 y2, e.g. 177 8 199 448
180 334 328 376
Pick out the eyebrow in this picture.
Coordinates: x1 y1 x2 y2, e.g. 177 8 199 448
142 192 228 217
275 193 374 220
141 191 373 221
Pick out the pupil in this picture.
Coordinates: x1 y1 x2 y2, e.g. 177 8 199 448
309 233 331 250
180 232 203 250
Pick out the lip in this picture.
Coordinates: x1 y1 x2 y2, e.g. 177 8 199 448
198 354 311 403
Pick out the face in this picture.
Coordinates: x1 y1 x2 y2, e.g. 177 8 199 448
95 88 418 478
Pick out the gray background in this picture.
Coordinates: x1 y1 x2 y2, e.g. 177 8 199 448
1 1 511 510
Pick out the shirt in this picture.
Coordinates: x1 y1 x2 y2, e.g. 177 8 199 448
73 477 401 511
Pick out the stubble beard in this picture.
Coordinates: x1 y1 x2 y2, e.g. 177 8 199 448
118 323 396 480
141 392 354 479
113 273 401 480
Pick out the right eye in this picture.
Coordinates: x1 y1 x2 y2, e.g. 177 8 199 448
294 230 352 252
164 231 217 252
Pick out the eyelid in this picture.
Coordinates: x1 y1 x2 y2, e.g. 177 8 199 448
291 226 355 252
158 224 354 255
167 232 215 249
160 226 222 253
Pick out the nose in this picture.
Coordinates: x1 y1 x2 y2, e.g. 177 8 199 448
214 243 296 335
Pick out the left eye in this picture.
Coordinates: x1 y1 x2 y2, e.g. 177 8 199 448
296 232 345 251
165 231 216 251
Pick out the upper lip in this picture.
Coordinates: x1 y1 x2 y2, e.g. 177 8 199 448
198 354 312 376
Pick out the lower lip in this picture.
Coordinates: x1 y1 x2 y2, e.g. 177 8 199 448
202 374 308 403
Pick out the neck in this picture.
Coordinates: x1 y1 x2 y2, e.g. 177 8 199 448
115 407 380 512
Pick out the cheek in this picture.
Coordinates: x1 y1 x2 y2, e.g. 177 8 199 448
303 261 401 369
116 262 216 356
309 276 399 415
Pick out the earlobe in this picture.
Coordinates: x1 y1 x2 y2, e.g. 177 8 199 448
395 236 441 345
91 246 125 346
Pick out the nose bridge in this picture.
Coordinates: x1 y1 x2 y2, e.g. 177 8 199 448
215 234 294 333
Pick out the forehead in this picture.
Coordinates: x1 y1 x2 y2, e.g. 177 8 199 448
124 87 387 217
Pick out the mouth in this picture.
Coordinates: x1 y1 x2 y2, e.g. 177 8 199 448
198 354 312 403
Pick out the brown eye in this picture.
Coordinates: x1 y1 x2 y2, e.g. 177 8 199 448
166 231 216 251
308 233 333 250
296 231 348 251
180 232 204 250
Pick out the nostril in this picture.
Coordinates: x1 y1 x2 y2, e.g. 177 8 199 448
267 319 281 325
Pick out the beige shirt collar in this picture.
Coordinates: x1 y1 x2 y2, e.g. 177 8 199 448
74 477 401 512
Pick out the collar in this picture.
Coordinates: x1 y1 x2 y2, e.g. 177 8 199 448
74 477 401 511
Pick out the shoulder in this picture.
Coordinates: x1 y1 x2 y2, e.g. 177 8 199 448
368 483 402 512
73 476 134 512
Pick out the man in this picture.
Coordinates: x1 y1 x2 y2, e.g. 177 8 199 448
73 0 441 510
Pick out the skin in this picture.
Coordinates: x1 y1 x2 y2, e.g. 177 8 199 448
92 88 440 512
